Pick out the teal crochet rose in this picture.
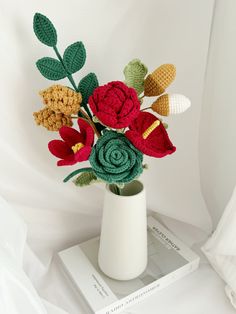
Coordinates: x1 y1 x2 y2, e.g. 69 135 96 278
89 130 143 184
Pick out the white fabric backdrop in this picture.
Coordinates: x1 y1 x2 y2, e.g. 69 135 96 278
0 0 214 236
2 1 236 313
200 0 236 309
200 0 236 228
202 186 236 309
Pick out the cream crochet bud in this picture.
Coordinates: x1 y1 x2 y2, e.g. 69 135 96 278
152 94 191 116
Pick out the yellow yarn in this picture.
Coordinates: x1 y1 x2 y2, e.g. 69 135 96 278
39 85 82 115
33 108 73 131
151 94 170 116
71 142 85 153
144 64 176 97
142 120 160 139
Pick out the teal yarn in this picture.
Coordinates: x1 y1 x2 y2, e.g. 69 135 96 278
78 73 99 107
36 57 67 81
33 13 57 47
63 41 86 74
89 130 143 184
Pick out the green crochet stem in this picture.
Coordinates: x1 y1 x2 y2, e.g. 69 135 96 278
81 103 92 120
109 184 121 195
63 167 93 183
53 46 92 120
53 46 77 90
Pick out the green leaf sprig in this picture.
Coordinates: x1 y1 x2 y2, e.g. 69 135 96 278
33 12 99 121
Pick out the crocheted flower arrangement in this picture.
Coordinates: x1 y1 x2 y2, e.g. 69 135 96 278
33 13 191 190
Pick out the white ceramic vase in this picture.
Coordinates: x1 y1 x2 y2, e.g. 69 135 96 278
98 180 147 281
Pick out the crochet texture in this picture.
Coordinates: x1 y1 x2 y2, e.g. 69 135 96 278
125 112 176 158
123 59 148 95
144 64 176 96
33 108 72 131
33 13 57 47
89 130 143 184
89 81 140 129
152 94 169 116
40 85 82 115
48 118 94 166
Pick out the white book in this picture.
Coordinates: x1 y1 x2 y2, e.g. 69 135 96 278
58 216 200 314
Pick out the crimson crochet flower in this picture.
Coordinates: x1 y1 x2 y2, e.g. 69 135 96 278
125 112 176 158
48 118 94 166
89 81 140 129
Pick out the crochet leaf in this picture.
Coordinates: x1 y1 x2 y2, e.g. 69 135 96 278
63 167 93 182
36 57 67 80
124 59 148 95
74 172 97 187
78 73 99 106
33 13 57 47
63 42 86 74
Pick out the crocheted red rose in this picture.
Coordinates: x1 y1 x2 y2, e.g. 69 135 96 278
89 81 140 128
125 112 176 158
48 118 94 166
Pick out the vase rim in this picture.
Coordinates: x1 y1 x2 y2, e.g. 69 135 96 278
106 180 145 197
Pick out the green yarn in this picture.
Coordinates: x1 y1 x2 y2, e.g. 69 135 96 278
63 167 93 183
78 72 99 119
89 130 143 184
63 42 86 74
33 12 95 120
36 57 67 80
78 73 99 106
124 59 148 95
33 13 57 47
74 172 97 187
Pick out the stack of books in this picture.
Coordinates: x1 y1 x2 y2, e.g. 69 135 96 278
58 216 199 314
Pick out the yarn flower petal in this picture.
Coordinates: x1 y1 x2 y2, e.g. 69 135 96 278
57 146 93 166
78 118 94 147
89 81 140 129
48 118 94 166
125 112 176 158
48 140 72 158
89 130 143 184
59 126 84 146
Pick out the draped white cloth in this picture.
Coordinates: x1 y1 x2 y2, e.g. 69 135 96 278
200 1 236 308
0 0 213 233
199 0 236 228
202 186 236 309
0 196 49 314
0 0 236 313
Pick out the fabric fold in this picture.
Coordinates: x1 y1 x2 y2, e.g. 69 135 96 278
202 186 236 309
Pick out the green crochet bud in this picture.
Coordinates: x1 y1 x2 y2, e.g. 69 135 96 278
124 59 148 95
89 130 143 184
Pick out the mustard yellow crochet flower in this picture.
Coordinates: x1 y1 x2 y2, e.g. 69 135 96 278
39 85 82 115
33 107 72 131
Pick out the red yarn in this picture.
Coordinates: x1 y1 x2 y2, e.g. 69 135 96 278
125 112 176 158
89 81 140 129
48 118 94 166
